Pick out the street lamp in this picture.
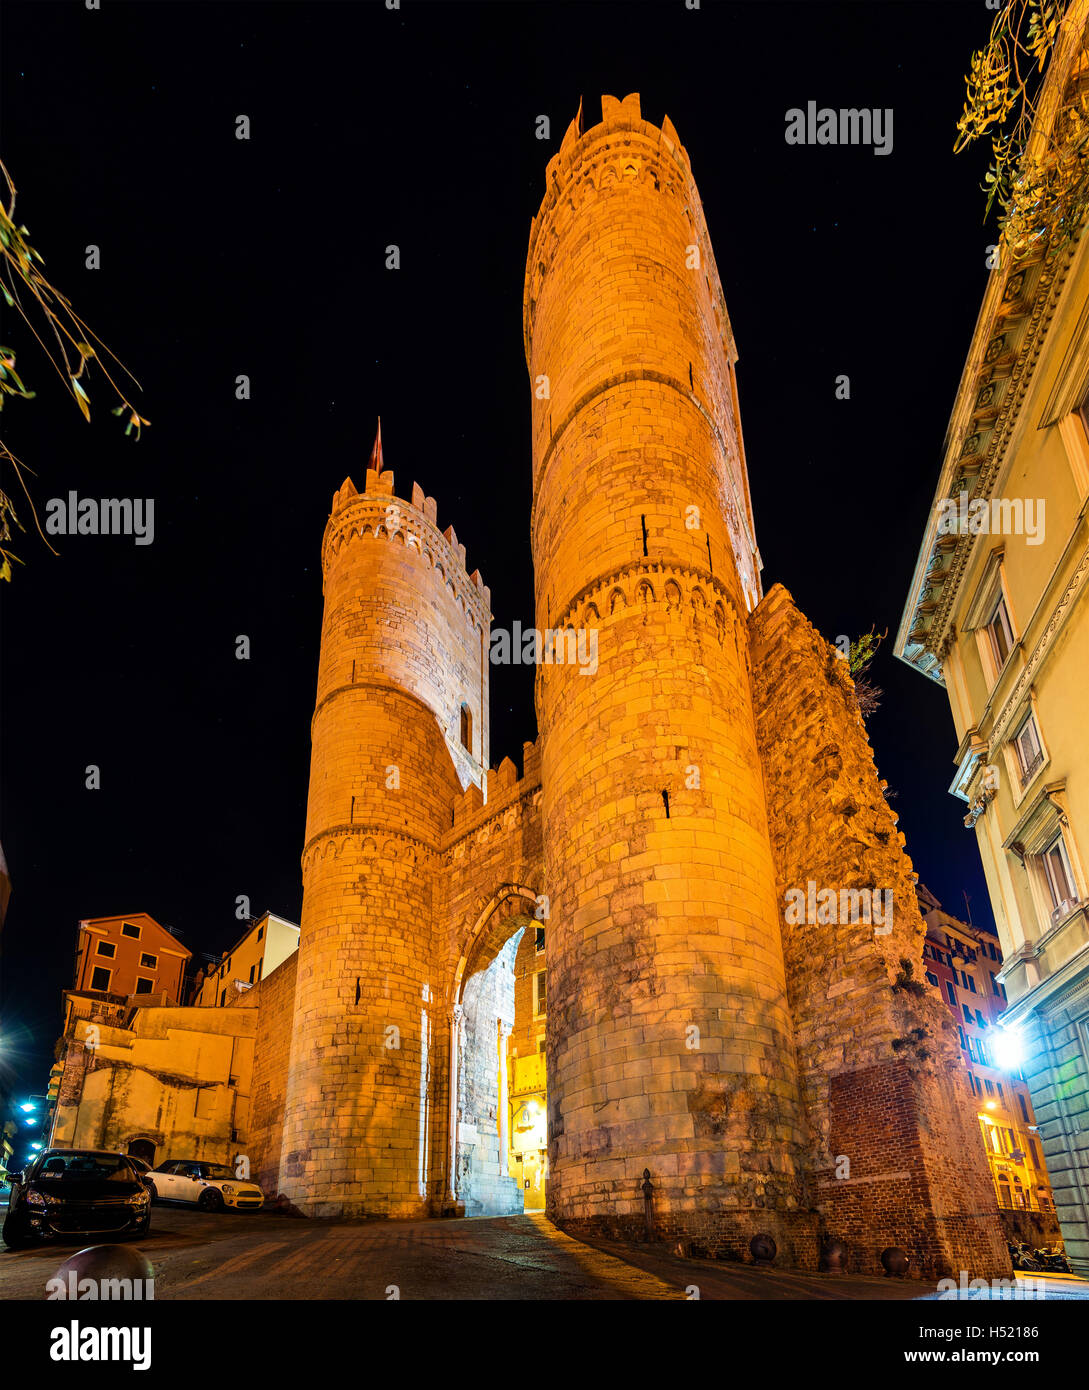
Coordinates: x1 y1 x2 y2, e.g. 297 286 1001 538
992 1028 1025 1072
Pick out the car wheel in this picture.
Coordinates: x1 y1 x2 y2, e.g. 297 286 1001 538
2 1212 32 1250
198 1188 224 1212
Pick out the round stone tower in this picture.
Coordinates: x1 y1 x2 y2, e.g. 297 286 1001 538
280 435 491 1217
524 94 813 1257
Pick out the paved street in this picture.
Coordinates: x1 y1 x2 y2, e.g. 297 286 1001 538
3 1200 1085 1300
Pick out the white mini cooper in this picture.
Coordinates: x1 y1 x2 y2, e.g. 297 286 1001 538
149 1159 264 1211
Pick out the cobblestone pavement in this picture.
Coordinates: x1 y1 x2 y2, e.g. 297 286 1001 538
1 1204 1085 1300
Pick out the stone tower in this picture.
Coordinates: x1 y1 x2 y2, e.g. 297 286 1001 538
524 93 815 1257
279 440 491 1217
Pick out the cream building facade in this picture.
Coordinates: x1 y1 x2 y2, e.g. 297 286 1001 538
191 911 300 1007
896 17 1089 1276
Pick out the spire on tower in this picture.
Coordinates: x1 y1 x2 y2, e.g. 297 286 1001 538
369 417 384 473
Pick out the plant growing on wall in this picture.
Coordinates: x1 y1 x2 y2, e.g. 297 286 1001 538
0 159 149 581
847 626 887 720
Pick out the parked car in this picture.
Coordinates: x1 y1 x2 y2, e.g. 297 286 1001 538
2 1149 151 1249
126 1156 158 1194
149 1159 264 1211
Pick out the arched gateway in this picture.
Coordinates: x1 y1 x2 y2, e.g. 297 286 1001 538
446 886 541 1216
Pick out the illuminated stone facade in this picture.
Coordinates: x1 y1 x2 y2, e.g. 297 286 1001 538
259 95 1008 1277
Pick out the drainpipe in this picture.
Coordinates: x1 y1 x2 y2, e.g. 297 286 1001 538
446 1004 464 1210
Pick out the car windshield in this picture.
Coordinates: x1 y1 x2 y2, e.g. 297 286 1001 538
34 1153 133 1183
198 1164 236 1181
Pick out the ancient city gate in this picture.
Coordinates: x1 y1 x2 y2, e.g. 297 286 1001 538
274 93 1010 1278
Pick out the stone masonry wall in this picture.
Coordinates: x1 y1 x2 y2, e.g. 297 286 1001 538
749 583 1010 1278
242 951 298 1200
525 93 812 1259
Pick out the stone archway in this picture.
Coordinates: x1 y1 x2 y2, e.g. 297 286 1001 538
447 886 543 1217
126 1138 156 1166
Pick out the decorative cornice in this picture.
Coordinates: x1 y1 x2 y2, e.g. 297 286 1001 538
549 558 744 638
323 485 491 632
301 824 439 876
896 33 1089 681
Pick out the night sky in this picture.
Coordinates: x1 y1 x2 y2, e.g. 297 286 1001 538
1 0 1001 1120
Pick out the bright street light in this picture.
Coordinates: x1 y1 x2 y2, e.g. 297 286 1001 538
991 1028 1025 1072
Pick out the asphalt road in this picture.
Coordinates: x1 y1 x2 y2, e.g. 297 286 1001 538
2 1200 1086 1300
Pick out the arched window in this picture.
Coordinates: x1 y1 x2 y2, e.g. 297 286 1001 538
460 704 472 753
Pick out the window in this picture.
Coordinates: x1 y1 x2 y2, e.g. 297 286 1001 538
976 1010 986 1028
537 1038 546 1054
1013 714 1044 786
946 982 958 1007
957 1025 966 1050
1042 834 1077 912
996 1082 1003 1099
220 988 226 1006
926 971 939 987
248 964 256 983
1029 1138 1042 1168
257 926 264 942
459 704 472 753
978 1038 991 1066
985 594 1015 669
139 952 157 969
534 970 546 1017
135 977 154 995
91 966 112 991
967 975 977 994
95 941 116 958
985 1078 994 1095
121 922 141 939
963 1004 973 1024
1018 1093 1029 1123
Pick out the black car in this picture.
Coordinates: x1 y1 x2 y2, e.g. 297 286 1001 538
126 1155 158 1194
1 1149 152 1249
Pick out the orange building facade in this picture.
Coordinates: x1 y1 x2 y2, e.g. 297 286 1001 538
918 887 1055 1220
70 912 189 1012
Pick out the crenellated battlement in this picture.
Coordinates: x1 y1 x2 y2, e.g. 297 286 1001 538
523 93 737 368
322 466 492 631
446 737 542 844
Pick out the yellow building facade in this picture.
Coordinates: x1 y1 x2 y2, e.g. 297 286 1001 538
897 13 1089 1275
192 911 300 1008
49 998 256 1171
